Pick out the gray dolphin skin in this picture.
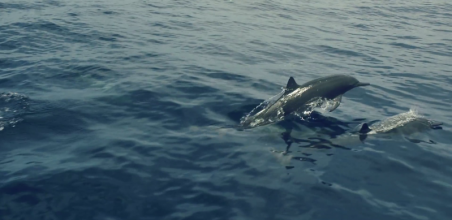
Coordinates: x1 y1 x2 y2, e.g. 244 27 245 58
354 111 443 137
240 74 370 129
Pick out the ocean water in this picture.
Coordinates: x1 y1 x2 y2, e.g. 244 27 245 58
1 0 452 219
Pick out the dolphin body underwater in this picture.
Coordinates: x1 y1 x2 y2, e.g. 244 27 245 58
240 74 370 129
284 110 444 150
267 110 443 169
352 110 443 141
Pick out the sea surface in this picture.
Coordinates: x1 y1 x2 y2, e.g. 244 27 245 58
1 0 452 219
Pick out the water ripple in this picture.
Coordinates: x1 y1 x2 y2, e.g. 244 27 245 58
0 0 451 219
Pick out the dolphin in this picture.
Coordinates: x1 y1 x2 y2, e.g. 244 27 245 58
281 110 443 148
291 110 444 148
240 74 370 129
353 110 443 141
264 110 443 170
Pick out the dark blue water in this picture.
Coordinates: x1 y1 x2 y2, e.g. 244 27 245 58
1 0 452 219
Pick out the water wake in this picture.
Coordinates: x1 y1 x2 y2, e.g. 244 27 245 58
239 89 342 128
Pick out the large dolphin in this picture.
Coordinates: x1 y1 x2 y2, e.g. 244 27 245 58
240 74 370 129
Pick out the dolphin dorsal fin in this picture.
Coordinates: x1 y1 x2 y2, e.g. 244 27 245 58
284 77 299 95
359 123 372 134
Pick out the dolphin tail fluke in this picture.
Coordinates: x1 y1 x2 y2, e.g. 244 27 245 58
356 82 370 87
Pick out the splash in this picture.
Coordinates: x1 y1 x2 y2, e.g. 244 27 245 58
290 97 341 121
239 88 286 124
305 97 341 113
240 88 342 128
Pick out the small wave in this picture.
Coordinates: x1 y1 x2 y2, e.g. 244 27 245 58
0 92 29 131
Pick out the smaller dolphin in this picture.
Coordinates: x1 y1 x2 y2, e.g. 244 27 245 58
240 74 370 129
353 110 443 141
268 110 443 169
263 110 443 151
